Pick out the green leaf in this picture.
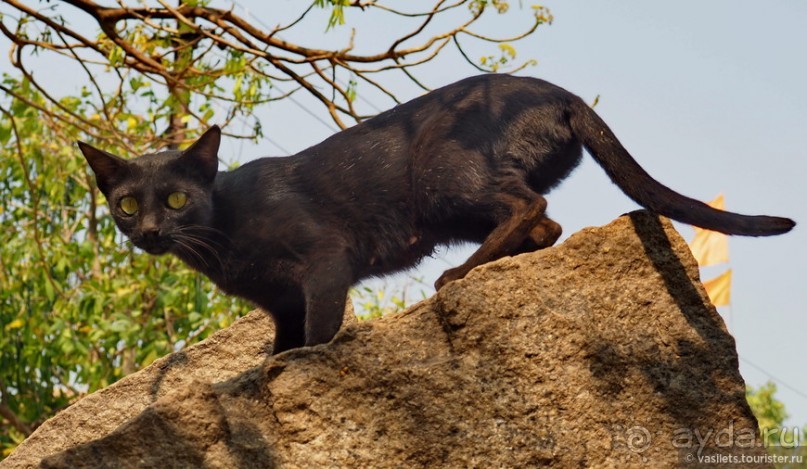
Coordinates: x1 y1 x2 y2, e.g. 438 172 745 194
0 120 11 144
107 46 125 67
43 278 55 302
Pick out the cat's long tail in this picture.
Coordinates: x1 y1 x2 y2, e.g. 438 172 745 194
568 98 795 236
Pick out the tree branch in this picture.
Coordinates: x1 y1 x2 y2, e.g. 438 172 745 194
1 0 548 135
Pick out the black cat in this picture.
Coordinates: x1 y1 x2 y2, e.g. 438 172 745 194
78 74 795 353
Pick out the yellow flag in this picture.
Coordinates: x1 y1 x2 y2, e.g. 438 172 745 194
703 269 732 306
689 194 729 266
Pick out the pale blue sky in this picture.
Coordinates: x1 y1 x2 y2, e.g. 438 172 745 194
3 0 805 427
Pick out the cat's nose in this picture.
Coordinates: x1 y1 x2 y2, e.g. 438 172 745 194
141 226 161 241
141 213 161 240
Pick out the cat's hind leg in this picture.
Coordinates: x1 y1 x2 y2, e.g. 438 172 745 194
516 216 563 254
435 194 547 290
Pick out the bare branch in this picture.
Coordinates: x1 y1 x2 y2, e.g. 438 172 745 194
0 0 548 132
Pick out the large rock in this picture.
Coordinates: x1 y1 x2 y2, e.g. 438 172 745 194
4 211 768 468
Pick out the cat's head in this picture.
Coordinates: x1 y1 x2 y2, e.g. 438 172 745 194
78 126 221 255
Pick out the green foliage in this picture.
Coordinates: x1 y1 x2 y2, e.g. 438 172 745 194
0 77 250 457
315 0 351 30
475 4 552 73
480 43 529 73
351 281 426 320
747 382 789 441
470 0 511 15
746 381 806 452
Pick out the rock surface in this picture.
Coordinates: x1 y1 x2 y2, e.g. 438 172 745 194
4 211 768 468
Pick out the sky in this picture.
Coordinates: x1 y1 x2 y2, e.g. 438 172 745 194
3 0 805 427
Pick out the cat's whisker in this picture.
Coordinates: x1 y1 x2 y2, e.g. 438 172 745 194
172 232 225 271
182 224 228 246
172 236 209 268
181 224 231 241
189 235 221 254
175 225 229 250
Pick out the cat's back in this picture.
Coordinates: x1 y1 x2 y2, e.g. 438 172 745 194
302 74 568 144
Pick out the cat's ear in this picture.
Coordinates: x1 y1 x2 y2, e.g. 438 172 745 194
77 141 129 195
181 125 220 183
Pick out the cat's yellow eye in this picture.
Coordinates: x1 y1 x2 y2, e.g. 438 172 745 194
167 192 187 210
119 196 138 216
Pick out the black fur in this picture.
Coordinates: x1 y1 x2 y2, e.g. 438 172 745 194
78 74 795 353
